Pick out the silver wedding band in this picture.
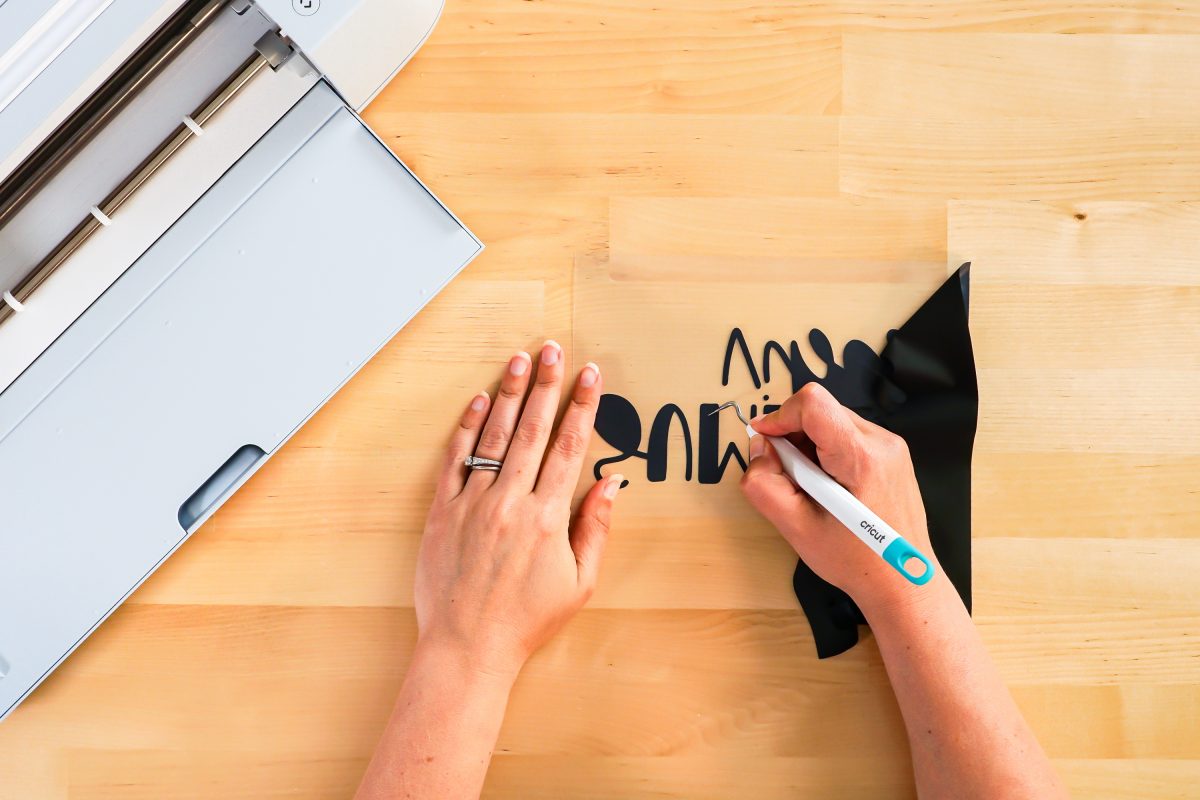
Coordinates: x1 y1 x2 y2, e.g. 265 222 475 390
465 455 503 472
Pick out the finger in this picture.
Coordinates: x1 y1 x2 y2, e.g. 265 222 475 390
467 351 533 491
751 382 827 436
739 435 824 537
500 340 564 492
435 390 491 502
570 473 623 596
750 383 867 490
536 362 602 502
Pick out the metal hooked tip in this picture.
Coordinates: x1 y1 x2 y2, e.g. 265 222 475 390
710 400 751 426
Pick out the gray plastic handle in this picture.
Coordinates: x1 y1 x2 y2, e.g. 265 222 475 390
177 444 267 531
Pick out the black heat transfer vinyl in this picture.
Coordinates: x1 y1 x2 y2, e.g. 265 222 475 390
795 263 977 658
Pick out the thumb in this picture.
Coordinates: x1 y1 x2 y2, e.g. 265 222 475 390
570 474 622 595
740 435 822 540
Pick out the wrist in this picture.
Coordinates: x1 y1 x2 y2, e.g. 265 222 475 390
413 630 525 689
853 567 962 631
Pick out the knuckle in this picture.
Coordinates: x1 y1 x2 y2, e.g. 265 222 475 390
536 506 564 532
551 427 588 459
796 384 825 414
488 494 519 521
798 382 822 402
514 418 548 446
870 430 908 463
477 425 511 453
570 392 597 411
498 382 524 401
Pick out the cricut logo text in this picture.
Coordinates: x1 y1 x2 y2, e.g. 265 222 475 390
860 520 886 543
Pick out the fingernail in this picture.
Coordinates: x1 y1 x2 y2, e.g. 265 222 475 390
604 474 624 499
748 435 765 460
580 362 599 388
509 352 530 376
470 391 489 412
541 340 561 366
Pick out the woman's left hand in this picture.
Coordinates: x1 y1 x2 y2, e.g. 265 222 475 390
356 342 622 800
414 341 623 681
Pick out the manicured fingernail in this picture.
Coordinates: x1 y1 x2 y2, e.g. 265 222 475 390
471 391 489 412
509 352 530 376
580 362 599 388
748 435 765 460
541 340 561 365
604 474 624 499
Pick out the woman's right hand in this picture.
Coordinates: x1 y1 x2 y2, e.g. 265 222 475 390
739 383 941 611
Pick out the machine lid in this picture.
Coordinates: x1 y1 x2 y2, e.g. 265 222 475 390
0 80 481 720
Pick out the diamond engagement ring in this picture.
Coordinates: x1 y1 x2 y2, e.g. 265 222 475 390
464 455 503 471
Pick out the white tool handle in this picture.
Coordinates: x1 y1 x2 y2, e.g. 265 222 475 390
747 424 934 585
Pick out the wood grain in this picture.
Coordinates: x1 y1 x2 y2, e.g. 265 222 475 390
841 117 1200 201
843 34 1200 119
2 2 1198 798
951 200 1200 285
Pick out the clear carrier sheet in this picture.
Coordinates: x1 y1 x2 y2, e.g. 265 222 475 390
572 257 976 658
0 81 481 719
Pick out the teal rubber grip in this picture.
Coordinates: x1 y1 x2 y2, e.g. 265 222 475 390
881 538 935 585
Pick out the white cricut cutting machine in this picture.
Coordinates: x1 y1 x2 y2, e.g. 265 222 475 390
0 0 480 720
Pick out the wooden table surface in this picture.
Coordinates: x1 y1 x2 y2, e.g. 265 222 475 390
4 2 1200 797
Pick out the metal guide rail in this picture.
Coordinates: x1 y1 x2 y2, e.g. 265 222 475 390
0 0 295 325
